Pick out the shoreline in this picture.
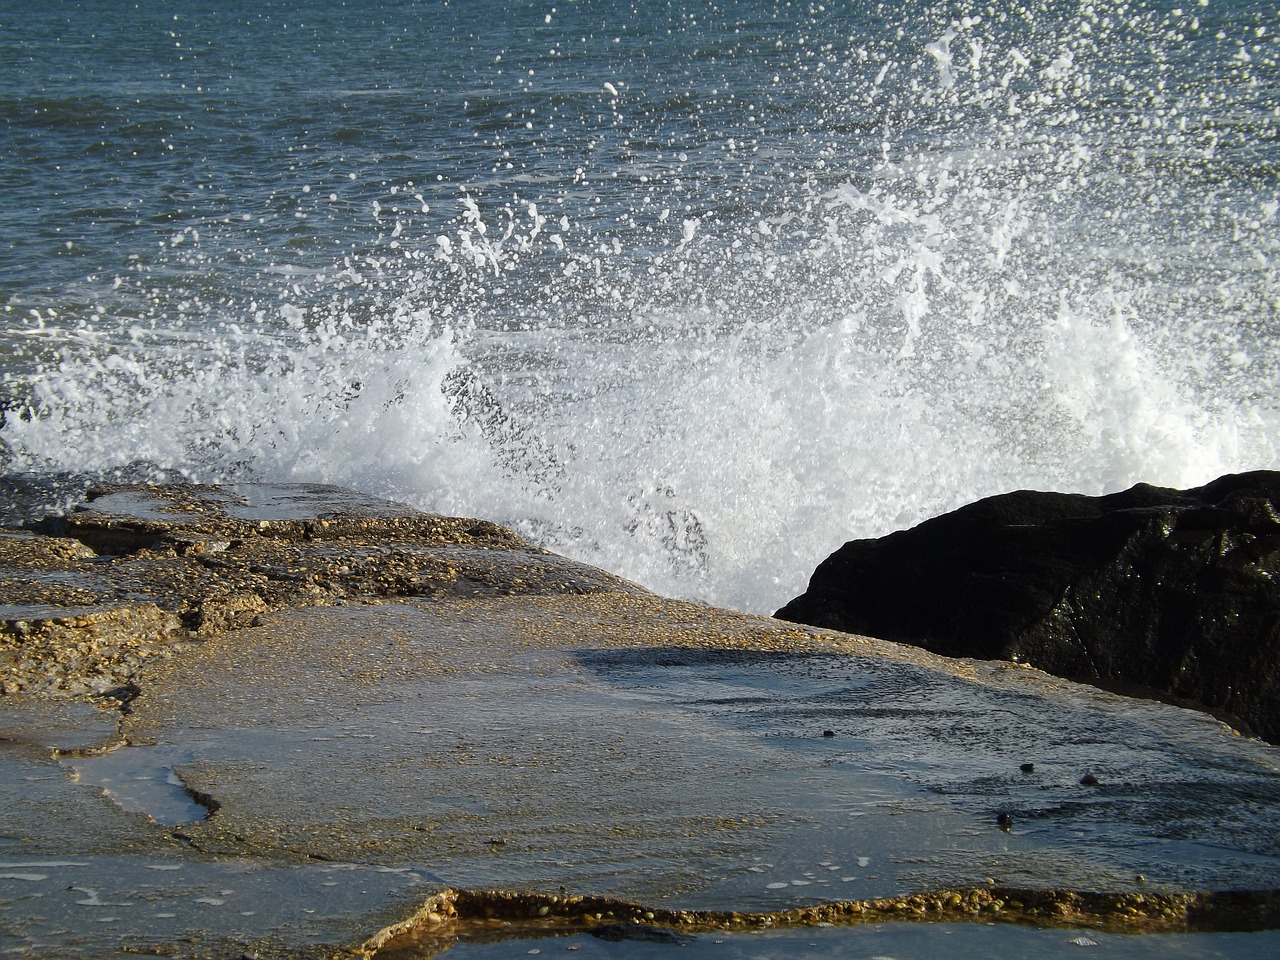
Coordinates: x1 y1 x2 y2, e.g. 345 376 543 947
4 482 1280 958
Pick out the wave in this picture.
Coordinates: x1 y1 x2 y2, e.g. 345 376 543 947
3 0 1277 612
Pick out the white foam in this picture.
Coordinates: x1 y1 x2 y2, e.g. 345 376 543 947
3 2 1277 614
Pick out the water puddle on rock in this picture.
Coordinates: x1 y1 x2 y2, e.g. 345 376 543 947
66 746 214 826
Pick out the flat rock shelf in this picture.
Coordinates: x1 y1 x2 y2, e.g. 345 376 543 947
3 482 1280 959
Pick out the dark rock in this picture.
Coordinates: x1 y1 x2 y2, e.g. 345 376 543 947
776 471 1280 743
590 923 695 944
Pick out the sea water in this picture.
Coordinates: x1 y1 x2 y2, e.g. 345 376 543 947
1 0 1277 614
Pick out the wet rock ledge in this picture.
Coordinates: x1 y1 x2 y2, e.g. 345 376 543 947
1 481 633 700
3 482 1280 960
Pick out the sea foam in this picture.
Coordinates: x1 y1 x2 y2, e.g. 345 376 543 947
3 1 1276 613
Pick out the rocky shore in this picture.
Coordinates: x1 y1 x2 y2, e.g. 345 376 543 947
776 471 1280 742
2 482 615 700
3 483 1280 959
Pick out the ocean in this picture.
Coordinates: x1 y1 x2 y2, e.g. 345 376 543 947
2 0 1277 614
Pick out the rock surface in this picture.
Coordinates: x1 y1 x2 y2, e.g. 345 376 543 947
3 482 1280 959
776 471 1280 742
1 482 626 699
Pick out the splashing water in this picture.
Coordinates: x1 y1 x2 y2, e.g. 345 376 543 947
2 0 1277 612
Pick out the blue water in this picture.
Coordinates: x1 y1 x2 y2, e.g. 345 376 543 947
2 0 1277 612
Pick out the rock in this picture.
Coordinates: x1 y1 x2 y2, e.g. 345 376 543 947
5 481 1280 958
1 482 639 698
776 471 1280 742
590 922 695 944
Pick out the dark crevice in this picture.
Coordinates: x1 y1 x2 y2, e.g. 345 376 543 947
181 784 222 819
93 681 143 715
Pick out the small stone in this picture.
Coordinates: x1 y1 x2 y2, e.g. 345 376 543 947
1080 773 1100 786
1020 762 1035 773
822 729 835 738
996 813 1013 830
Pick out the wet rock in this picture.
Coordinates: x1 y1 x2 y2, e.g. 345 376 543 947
590 922 695 943
0 601 186 697
4 481 1280 959
2 482 638 697
776 471 1280 743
